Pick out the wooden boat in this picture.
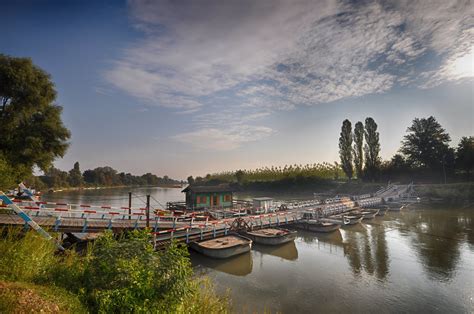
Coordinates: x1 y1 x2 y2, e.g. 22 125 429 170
376 206 389 216
386 202 403 211
189 235 252 259
240 228 297 245
295 220 341 233
330 214 363 225
352 209 379 220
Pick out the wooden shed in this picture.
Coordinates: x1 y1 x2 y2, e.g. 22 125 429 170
182 185 233 210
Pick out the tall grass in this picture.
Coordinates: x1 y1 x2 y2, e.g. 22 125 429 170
0 228 230 313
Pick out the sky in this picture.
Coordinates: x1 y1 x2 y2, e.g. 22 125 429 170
1 0 473 179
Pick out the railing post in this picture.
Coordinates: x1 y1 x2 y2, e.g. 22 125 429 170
154 216 160 232
186 228 189 243
128 192 132 220
146 195 150 228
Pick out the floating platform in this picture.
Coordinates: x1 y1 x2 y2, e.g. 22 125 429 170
294 221 341 233
189 235 252 259
241 228 297 245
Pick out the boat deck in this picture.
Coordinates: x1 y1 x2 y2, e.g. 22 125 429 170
247 228 288 237
197 235 248 249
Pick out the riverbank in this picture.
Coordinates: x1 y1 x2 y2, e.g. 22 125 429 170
0 229 229 313
44 184 183 193
233 181 473 204
414 182 474 205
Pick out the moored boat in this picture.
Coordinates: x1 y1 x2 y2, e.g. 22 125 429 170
330 213 363 225
353 208 379 220
295 220 341 233
189 235 252 259
386 202 403 211
376 205 389 216
241 228 297 245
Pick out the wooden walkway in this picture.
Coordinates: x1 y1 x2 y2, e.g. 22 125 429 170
0 183 413 246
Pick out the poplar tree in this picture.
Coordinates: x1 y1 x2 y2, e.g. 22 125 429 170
364 117 381 181
339 119 353 180
353 121 364 179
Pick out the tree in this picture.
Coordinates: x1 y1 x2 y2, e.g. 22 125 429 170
400 116 451 169
187 176 195 185
353 121 364 179
339 119 353 180
68 161 84 187
455 136 474 179
0 54 70 179
364 117 381 181
235 170 245 184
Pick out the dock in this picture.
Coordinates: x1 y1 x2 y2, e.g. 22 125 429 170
0 183 416 250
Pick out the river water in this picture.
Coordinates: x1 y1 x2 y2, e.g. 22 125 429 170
43 187 474 313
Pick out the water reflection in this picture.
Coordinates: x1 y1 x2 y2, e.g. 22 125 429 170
392 208 473 281
190 250 253 276
253 241 298 261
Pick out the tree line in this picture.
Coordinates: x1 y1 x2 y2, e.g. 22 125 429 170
0 54 182 191
338 116 473 182
31 162 182 190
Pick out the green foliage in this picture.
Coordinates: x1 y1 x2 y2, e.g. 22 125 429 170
68 161 84 187
0 227 57 283
401 116 451 169
197 162 344 190
339 119 353 179
0 153 16 190
353 121 364 179
0 228 228 313
187 175 195 185
235 170 245 184
0 281 87 314
364 117 381 181
0 54 70 174
455 136 474 178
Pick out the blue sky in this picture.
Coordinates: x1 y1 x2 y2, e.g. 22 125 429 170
1 0 473 178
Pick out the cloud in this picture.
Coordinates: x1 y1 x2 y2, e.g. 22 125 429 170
172 125 274 151
104 0 473 150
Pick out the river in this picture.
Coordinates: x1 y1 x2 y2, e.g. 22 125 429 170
43 187 474 313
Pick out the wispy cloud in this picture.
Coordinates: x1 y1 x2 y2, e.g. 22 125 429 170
105 0 473 150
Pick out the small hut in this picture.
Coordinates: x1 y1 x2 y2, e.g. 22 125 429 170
182 185 233 210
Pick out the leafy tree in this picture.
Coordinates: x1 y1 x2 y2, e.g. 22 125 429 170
401 116 451 169
40 167 70 188
235 169 245 184
339 119 353 180
68 161 83 187
187 176 195 185
0 152 16 190
353 121 364 179
455 136 473 179
0 54 70 178
364 117 381 181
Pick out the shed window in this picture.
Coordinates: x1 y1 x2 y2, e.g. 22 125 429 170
197 196 207 204
224 194 232 202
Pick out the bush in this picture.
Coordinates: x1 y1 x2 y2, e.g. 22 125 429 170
0 228 229 313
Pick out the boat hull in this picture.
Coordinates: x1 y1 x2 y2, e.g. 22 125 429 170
294 221 341 233
190 235 252 259
330 214 363 225
242 228 297 245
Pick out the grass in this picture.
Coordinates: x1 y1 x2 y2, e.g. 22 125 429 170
0 281 87 313
415 182 474 203
0 228 230 313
